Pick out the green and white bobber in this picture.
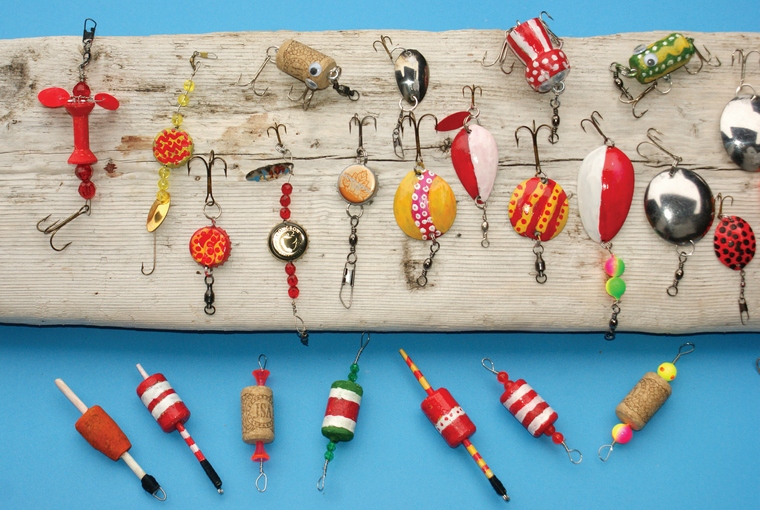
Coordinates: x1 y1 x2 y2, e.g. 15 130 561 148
317 333 370 491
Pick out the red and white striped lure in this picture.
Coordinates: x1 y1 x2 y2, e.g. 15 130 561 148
506 16 570 93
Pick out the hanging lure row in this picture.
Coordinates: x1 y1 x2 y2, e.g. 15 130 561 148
135 364 223 494
481 358 582 464
142 51 215 275
317 333 370 491
577 112 635 340
37 19 119 251
55 378 166 500
338 115 378 308
598 343 694 461
241 355 275 492
399 350 509 503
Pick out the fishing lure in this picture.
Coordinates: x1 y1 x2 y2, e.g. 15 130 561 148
239 41 359 110
720 50 760 172
187 152 231 315
256 124 310 345
399 350 509 503
338 114 378 309
55 378 165 500
393 113 457 287
317 333 370 491
639 129 715 296
436 86 499 248
142 51 215 275
482 358 581 463
241 355 274 492
610 33 720 118
577 112 635 340
135 364 223 494
713 194 755 324
598 343 694 461
373 35 429 157
482 12 569 143
508 121 569 283
37 19 119 251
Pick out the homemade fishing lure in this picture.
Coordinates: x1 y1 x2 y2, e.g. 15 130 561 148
37 19 119 250
720 50 760 172
241 355 274 492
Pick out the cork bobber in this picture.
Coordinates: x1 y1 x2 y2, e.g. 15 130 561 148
241 354 274 492
598 343 694 461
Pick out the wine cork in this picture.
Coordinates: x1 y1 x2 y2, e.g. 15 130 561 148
615 372 672 431
241 385 274 444
275 39 337 90
75 405 132 461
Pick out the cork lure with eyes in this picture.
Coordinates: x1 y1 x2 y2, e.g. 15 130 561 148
238 41 359 110
610 33 720 118
482 12 570 143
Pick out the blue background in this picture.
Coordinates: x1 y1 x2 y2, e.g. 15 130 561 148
1 2 758 509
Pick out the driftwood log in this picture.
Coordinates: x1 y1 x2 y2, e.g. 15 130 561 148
0 30 758 333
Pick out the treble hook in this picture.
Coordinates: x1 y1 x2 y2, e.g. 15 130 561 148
538 11 563 49
36 202 91 252
685 44 721 75
580 111 615 146
372 35 402 62
236 46 276 96
731 49 760 97
188 150 228 216
481 30 515 75
400 111 438 168
287 85 315 110
349 114 377 159
463 85 482 110
715 193 734 218
515 120 553 181
636 128 683 167
141 232 157 276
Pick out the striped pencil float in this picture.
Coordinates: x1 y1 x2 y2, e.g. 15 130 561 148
399 349 509 503
135 364 223 494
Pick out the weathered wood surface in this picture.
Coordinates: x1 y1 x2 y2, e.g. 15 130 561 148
0 30 759 334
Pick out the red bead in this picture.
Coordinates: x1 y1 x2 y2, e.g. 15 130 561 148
287 275 298 287
280 208 291 220
281 183 293 195
544 424 555 437
285 262 296 275
75 164 93 181
288 286 300 299
72 81 91 97
78 180 96 199
280 194 291 207
496 371 510 385
551 432 564 444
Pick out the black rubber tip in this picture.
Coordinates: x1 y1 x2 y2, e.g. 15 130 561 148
489 475 509 502
200 459 223 494
140 474 166 500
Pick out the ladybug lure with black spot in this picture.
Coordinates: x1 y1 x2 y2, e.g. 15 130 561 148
713 194 755 324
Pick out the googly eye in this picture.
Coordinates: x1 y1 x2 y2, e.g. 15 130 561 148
643 52 658 68
633 44 647 55
308 62 323 77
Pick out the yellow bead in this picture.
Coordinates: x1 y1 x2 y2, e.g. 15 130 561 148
158 178 170 190
657 362 677 382
177 94 190 107
156 190 170 203
183 80 196 92
171 113 184 127
158 166 171 179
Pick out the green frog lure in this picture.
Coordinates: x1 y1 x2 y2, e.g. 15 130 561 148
610 33 720 117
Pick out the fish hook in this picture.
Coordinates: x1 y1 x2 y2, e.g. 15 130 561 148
188 150 227 220
515 121 552 181
400 111 438 169
36 202 91 252
141 232 157 276
236 46 276 96
636 127 683 168
580 111 615 146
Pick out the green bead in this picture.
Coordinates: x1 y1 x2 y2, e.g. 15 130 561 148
324 451 334 461
350 363 360 373
606 276 626 300
326 442 336 451
348 373 357 382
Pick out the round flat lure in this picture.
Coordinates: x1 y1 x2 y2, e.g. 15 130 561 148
338 164 377 205
154 128 194 168
720 96 760 172
714 215 756 270
268 222 308 261
508 177 569 240
189 225 231 268
450 125 499 203
577 146 635 243
393 170 457 241
394 49 429 106
644 168 714 245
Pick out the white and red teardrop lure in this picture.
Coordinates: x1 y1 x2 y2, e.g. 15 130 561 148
577 146 635 243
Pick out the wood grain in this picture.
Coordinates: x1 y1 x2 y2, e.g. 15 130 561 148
0 30 758 334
